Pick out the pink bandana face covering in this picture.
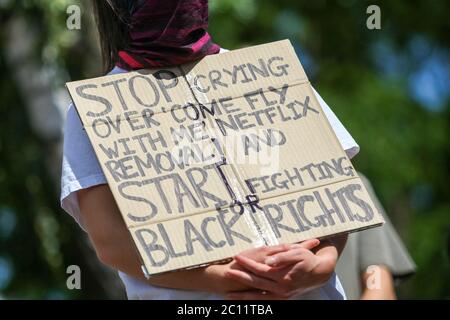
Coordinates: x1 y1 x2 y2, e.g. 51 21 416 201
117 0 220 70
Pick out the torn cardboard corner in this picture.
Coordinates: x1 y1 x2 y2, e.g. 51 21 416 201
66 39 385 276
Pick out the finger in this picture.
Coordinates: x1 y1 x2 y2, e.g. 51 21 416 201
263 243 292 255
265 248 310 267
233 254 274 277
289 239 320 250
238 243 290 259
225 269 278 293
226 290 286 300
263 239 318 267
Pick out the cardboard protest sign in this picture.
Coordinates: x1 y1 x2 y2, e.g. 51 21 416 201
66 40 384 276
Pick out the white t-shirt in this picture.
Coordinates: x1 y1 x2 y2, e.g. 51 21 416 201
60 53 358 300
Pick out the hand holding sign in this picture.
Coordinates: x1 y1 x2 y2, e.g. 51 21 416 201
226 238 339 299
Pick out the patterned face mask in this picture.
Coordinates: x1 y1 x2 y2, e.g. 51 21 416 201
117 0 220 70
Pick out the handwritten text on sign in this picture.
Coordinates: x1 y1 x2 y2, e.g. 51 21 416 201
67 40 383 275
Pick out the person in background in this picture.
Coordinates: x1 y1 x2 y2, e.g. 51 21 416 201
336 173 416 300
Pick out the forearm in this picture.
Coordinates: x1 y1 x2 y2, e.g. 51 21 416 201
360 265 397 300
150 263 248 293
95 233 247 294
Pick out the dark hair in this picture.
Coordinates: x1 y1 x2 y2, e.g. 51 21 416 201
92 0 131 73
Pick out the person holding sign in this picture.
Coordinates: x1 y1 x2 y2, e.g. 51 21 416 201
61 0 360 300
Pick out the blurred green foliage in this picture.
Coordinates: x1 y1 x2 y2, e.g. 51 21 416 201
0 0 449 299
